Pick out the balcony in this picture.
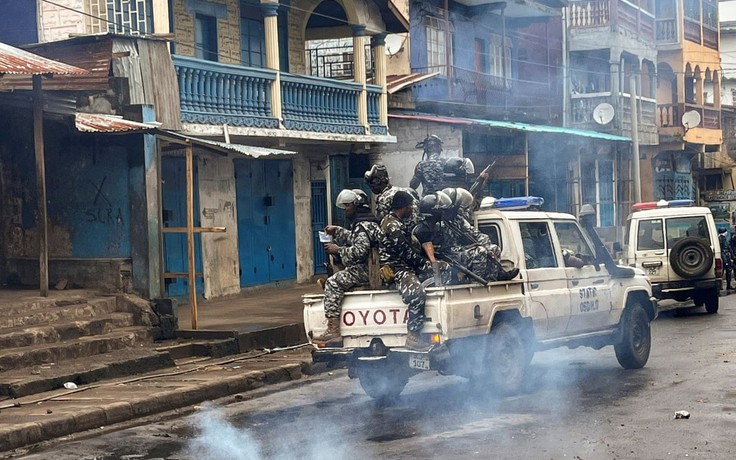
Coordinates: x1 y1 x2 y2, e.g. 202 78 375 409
657 103 721 130
567 0 654 43
570 92 657 141
656 18 677 45
411 65 560 121
173 55 388 136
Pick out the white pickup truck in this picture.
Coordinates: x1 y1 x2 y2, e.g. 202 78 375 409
304 202 657 400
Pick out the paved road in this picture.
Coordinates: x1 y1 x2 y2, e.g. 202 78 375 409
8 298 736 460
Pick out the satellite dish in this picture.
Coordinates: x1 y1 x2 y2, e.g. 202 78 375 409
681 110 701 130
592 103 615 125
385 34 404 56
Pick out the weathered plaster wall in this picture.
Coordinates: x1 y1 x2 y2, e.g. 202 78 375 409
197 153 241 298
379 118 461 191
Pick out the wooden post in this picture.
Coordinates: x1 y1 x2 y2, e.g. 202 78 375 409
33 75 49 297
186 141 198 329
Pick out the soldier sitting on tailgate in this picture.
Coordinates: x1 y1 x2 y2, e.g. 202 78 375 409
313 189 381 347
380 190 450 351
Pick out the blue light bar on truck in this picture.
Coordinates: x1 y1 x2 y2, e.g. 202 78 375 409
481 196 544 210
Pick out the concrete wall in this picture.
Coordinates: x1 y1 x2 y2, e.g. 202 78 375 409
37 0 87 42
380 118 462 191
197 154 241 298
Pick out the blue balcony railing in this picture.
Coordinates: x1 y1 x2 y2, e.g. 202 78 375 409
173 55 279 128
173 55 389 136
281 73 364 134
366 86 387 135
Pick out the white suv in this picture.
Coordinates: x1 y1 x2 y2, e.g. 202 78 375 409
618 201 722 313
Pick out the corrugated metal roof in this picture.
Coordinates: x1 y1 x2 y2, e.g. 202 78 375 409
75 113 159 133
158 131 296 158
0 41 87 75
389 113 631 142
387 72 440 94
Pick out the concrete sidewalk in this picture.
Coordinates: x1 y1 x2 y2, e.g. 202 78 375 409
0 282 326 452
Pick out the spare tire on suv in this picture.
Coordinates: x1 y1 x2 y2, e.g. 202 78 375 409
669 237 714 278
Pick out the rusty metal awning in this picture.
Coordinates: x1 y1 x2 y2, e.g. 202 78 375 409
0 41 87 75
158 131 296 158
387 72 440 94
75 113 159 133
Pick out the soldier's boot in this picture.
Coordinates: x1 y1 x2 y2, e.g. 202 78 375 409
405 331 431 352
313 317 343 347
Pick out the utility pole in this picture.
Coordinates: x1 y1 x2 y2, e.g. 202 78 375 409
629 74 642 203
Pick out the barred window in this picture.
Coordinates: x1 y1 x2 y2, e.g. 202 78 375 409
86 0 153 35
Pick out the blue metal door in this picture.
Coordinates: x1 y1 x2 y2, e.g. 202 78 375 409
161 157 204 297
311 181 327 274
235 159 296 286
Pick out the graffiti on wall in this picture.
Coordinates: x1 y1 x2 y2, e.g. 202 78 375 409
84 177 124 225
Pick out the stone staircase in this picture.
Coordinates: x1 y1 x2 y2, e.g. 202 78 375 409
0 293 175 398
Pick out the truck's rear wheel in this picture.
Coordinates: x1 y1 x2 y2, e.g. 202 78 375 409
704 287 719 314
614 302 651 369
484 322 527 396
355 361 408 401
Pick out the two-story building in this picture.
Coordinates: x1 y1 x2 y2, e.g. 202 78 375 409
0 0 408 300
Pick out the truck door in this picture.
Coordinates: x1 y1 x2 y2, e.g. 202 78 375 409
554 220 613 334
633 218 666 281
519 221 570 338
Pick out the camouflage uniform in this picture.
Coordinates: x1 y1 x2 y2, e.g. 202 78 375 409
412 154 445 196
446 216 503 281
376 185 420 229
323 210 381 319
380 213 449 333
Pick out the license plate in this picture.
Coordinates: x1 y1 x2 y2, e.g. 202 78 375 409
408 354 431 370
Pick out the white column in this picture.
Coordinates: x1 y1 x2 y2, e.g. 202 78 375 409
372 33 388 127
261 1 283 125
353 25 369 133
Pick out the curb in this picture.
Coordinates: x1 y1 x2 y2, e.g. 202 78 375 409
0 360 317 452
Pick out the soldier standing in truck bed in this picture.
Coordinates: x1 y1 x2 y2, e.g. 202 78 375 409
410 135 445 196
365 164 420 228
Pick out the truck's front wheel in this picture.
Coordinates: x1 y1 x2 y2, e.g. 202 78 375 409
484 322 527 396
614 303 651 369
355 361 408 401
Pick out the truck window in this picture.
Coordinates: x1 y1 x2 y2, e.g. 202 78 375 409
519 221 557 269
554 221 595 258
666 216 708 247
478 223 501 248
637 219 664 250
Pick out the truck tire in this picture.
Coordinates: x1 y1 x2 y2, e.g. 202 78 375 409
485 322 527 396
669 237 713 279
614 302 651 369
704 287 719 314
355 361 408 401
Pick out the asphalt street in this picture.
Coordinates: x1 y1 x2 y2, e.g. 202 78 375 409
7 297 736 460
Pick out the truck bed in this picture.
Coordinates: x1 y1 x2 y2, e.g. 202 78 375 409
304 280 526 349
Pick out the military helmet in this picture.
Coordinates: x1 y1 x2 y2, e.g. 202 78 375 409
364 164 389 184
443 157 475 177
335 189 368 209
415 134 444 150
442 187 474 209
419 191 452 216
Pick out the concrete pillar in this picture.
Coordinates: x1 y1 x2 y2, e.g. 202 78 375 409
609 60 621 130
353 25 369 133
695 71 704 105
372 33 388 127
261 2 283 125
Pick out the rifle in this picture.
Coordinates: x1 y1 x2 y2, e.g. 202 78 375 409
468 160 496 200
440 252 489 285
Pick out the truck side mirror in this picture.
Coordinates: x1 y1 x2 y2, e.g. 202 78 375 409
613 242 622 252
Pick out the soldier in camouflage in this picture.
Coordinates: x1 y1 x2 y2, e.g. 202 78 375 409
380 190 450 351
365 164 420 228
313 189 381 347
410 135 446 196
